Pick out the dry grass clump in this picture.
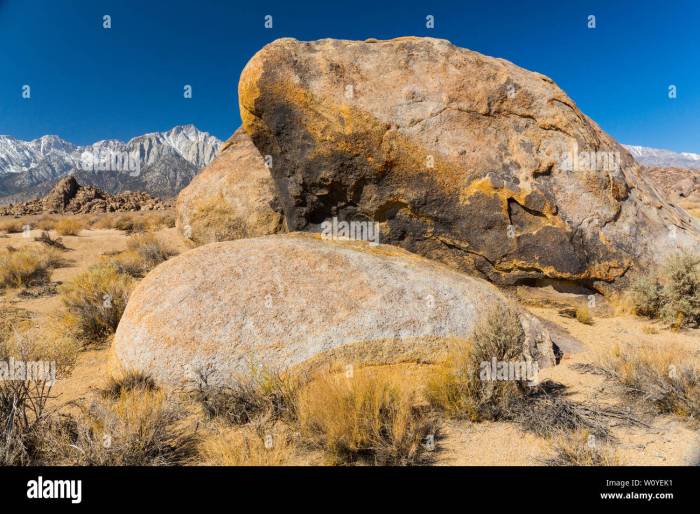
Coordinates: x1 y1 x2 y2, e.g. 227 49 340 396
588 343 700 419
629 252 700 328
424 342 481 420
0 219 25 234
575 306 594 325
0 321 79 375
184 194 246 245
108 232 177 277
54 217 84 236
88 211 175 233
199 423 293 466
192 366 299 426
110 233 177 277
296 369 437 465
107 251 146 278
35 216 57 231
0 372 58 465
642 324 659 335
55 262 133 346
101 370 158 400
546 430 620 466
114 214 146 233
88 213 117 230
0 306 32 343
193 364 437 466
144 211 176 231
53 383 198 466
0 246 64 289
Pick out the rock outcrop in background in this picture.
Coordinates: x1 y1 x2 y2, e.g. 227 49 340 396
176 129 285 245
113 234 557 388
239 37 700 292
642 166 700 213
0 175 171 216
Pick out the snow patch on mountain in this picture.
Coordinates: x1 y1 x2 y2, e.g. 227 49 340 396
624 145 700 170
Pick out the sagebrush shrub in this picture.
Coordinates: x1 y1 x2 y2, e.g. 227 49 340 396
54 387 198 466
659 253 700 328
630 275 664 318
56 263 133 345
426 303 528 421
629 252 700 328
0 321 78 465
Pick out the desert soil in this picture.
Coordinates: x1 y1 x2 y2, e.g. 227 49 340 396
1 217 698 465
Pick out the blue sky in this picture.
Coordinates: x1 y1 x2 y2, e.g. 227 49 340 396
0 0 698 152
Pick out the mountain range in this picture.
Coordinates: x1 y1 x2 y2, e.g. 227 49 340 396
0 126 697 205
0 125 221 204
622 144 700 170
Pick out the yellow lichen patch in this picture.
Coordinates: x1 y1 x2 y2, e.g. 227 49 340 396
286 232 443 266
493 257 629 282
244 74 470 202
459 177 503 205
458 176 560 221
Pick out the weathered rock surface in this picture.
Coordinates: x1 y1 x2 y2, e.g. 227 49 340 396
642 166 700 209
239 37 700 292
0 175 171 216
113 233 557 388
176 129 285 244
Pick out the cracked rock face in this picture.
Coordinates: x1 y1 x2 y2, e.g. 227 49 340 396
113 233 557 388
176 128 286 245
239 37 700 291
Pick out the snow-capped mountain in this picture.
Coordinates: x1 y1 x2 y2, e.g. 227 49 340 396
0 135 77 174
0 125 221 201
623 145 700 170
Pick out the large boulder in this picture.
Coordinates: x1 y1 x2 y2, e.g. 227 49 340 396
642 166 700 207
239 37 700 292
176 128 285 244
113 233 557 388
